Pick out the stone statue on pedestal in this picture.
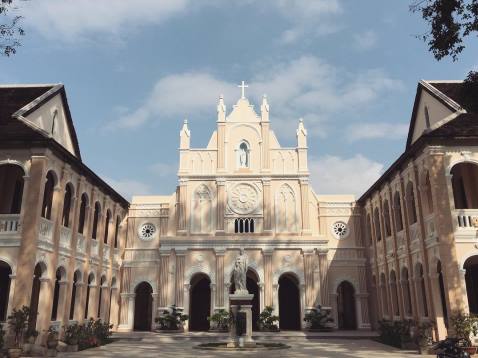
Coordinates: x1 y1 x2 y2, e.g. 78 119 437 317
233 249 248 294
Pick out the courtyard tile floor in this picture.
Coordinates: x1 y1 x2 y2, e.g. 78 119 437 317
57 332 435 357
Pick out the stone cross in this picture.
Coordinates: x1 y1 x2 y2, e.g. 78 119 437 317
238 81 248 99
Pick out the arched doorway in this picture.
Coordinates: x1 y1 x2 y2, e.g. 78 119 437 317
465 256 478 314
278 273 301 330
29 263 44 329
133 282 153 331
229 269 260 330
0 261 12 321
451 163 478 209
189 274 211 331
337 281 357 330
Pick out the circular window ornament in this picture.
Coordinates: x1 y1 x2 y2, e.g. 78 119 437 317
228 183 259 215
138 223 157 241
332 221 349 239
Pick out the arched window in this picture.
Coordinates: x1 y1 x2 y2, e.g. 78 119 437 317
237 141 250 168
401 267 413 316
61 184 73 227
366 214 372 246
114 216 120 248
0 261 12 321
424 173 434 214
69 270 80 320
451 163 478 209
78 193 88 234
383 200 391 237
406 182 417 224
85 273 95 319
92 202 101 239
104 210 111 244
394 192 403 231
374 208 381 241
41 171 56 219
0 164 25 214
416 263 428 317
234 218 255 233
389 270 400 316
98 276 106 318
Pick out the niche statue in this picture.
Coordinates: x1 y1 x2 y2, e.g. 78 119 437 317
233 249 248 294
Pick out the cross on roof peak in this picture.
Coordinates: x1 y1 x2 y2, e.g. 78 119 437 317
238 80 248 99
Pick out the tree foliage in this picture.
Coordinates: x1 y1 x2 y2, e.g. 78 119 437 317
411 0 478 61
0 0 24 56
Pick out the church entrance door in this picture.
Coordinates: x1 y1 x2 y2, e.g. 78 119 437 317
337 281 357 330
133 282 153 331
278 274 301 330
189 274 211 331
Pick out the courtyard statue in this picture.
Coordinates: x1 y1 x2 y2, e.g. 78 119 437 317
233 249 248 294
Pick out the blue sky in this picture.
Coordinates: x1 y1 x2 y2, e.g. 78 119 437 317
2 0 477 200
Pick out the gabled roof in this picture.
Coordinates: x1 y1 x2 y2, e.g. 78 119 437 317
0 84 128 207
359 80 478 204
405 80 464 149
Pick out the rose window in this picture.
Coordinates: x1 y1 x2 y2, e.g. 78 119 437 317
138 223 156 240
332 221 349 239
229 183 259 215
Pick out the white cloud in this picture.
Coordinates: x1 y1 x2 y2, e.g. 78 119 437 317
110 56 403 138
353 30 378 50
346 122 409 142
102 176 152 200
310 154 384 197
21 0 343 43
21 0 193 42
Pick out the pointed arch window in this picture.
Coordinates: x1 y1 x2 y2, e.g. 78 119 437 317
275 184 298 233
394 192 403 232
191 185 213 233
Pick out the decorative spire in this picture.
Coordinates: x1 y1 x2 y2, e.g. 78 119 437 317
180 118 190 149
297 118 307 148
261 94 269 122
217 94 226 122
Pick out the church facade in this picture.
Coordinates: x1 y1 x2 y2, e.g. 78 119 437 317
0 80 478 341
119 91 369 332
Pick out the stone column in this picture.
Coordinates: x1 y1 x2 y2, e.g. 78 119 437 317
183 284 191 317
109 287 120 329
303 250 315 309
117 293 134 332
224 283 230 310
36 277 52 338
329 292 338 329
73 282 85 321
210 283 216 314
215 249 225 308
258 282 265 312
318 252 329 305
429 273 447 340
272 283 279 315
262 178 272 234
56 280 69 323
216 179 225 235
159 252 171 308
299 178 311 235
299 283 306 329
262 249 273 307
151 293 159 330
356 293 371 330
6 274 16 319
87 284 98 320
12 156 47 309
175 251 186 308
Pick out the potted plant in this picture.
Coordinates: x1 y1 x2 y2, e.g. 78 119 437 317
7 306 30 358
156 305 188 331
92 319 112 345
208 309 230 332
414 321 434 355
63 323 80 352
257 306 279 332
304 306 334 332
398 319 415 350
450 312 478 355
46 326 59 350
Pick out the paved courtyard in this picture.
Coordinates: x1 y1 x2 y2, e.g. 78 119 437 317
57 332 434 358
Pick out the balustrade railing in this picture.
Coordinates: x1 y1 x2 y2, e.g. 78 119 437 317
76 233 86 254
59 226 72 249
90 239 99 257
38 217 53 243
103 245 110 261
0 214 21 234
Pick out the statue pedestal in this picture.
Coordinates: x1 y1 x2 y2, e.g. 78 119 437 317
227 292 255 348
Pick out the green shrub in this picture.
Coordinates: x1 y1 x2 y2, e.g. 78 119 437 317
156 305 188 330
450 312 478 347
257 306 279 332
208 309 231 331
7 305 31 348
0 323 5 350
304 306 333 330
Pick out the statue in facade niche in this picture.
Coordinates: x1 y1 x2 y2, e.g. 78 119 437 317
233 249 248 294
